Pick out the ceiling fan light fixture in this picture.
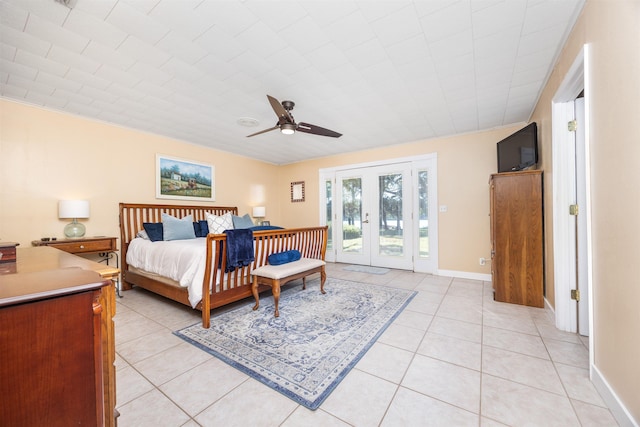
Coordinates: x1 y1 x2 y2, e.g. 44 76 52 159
281 123 296 135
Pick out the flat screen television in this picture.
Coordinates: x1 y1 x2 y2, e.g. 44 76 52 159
496 122 538 173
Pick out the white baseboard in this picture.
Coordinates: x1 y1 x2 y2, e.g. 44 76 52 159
545 297 555 313
591 364 638 427
437 269 492 282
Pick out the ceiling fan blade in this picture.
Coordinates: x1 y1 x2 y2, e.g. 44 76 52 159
297 122 342 138
246 125 279 137
267 95 294 123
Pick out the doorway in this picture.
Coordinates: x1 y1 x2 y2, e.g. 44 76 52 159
319 154 438 273
551 45 593 342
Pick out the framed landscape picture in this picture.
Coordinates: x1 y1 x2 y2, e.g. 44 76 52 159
156 154 215 201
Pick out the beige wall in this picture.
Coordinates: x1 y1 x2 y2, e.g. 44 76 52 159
278 125 523 275
530 0 639 422
0 100 280 247
1 96 520 277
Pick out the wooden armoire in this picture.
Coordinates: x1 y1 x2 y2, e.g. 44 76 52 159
489 170 544 307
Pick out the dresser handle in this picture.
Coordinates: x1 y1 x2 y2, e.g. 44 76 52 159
80 245 85 249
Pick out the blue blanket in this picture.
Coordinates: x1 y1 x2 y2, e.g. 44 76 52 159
224 229 254 272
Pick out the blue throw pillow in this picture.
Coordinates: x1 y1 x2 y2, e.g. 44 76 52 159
162 213 196 241
268 249 302 265
199 220 208 236
232 213 255 229
142 222 163 242
192 220 209 237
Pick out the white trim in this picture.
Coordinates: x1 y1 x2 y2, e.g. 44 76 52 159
318 153 437 174
583 44 595 371
591 365 639 427
413 156 438 273
437 269 492 282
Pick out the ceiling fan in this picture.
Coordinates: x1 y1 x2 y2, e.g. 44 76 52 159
246 95 342 138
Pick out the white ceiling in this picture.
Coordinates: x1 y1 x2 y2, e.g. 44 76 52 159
0 0 584 165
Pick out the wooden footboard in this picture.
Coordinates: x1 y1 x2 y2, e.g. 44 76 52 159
119 203 327 328
201 226 328 327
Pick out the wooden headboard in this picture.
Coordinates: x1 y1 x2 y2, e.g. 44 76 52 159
118 202 237 264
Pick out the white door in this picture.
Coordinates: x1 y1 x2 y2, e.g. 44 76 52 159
551 46 593 336
335 170 370 265
575 96 589 336
335 163 413 269
370 164 413 270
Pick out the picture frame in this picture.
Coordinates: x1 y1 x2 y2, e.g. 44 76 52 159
261 221 271 226
156 154 215 201
291 181 305 203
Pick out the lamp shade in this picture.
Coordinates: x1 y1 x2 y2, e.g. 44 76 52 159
59 200 90 219
252 206 265 218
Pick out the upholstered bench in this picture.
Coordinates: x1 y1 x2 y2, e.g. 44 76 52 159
251 258 326 317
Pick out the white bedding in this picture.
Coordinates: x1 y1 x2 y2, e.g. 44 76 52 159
126 237 209 308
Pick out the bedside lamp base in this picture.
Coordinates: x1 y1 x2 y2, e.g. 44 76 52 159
64 219 86 238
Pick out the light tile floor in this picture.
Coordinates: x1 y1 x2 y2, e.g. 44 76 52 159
114 263 619 426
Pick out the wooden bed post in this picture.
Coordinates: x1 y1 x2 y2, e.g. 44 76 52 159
201 235 214 329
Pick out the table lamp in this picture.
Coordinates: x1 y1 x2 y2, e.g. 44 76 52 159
59 200 90 238
252 206 265 225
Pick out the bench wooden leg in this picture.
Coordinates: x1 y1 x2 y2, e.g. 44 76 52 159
320 267 326 294
251 276 260 311
253 265 326 317
272 279 281 317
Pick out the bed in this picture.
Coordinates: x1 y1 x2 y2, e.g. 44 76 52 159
119 203 328 328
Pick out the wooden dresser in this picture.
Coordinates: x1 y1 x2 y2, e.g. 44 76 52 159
489 170 544 307
0 247 118 426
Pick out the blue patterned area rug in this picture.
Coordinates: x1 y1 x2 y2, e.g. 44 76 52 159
174 278 416 410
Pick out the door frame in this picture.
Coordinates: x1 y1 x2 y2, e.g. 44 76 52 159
319 153 438 272
551 45 594 360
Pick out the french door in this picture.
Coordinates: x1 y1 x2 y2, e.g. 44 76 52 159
320 155 438 272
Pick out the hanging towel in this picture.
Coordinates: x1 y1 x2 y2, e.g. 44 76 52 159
224 229 254 272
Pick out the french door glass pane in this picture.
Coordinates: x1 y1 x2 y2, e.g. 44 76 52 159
378 173 403 256
325 179 333 251
342 177 362 253
418 170 429 258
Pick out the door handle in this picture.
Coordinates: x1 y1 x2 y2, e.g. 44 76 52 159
362 213 369 224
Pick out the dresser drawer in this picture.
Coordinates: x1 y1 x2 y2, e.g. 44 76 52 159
50 238 116 254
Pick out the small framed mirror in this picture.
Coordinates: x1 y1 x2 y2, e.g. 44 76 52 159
291 181 305 203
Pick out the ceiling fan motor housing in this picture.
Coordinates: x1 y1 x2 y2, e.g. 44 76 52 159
282 100 295 111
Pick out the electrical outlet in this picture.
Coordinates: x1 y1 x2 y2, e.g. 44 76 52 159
479 257 486 266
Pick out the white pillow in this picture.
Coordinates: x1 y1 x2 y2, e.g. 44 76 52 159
206 212 234 234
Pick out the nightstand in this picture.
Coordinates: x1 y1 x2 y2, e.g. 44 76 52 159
32 236 117 255
32 236 120 296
